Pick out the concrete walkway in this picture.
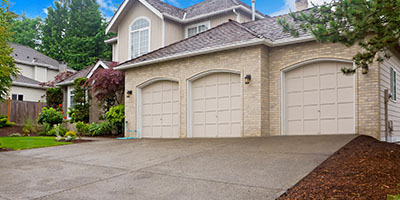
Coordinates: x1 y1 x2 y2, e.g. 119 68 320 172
0 135 356 200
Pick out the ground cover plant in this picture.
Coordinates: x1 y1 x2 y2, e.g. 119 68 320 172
0 137 71 150
278 136 400 199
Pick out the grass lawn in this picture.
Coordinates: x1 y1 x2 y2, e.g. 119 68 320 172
0 137 71 150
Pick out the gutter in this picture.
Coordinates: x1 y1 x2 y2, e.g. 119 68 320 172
104 37 118 44
12 82 49 89
55 81 74 86
115 36 315 71
15 59 59 71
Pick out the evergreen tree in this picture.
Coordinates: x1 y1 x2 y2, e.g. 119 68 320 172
0 0 19 100
9 14 41 49
278 0 400 74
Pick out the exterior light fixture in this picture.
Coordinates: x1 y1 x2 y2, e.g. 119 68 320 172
362 66 369 74
245 74 252 84
127 90 133 98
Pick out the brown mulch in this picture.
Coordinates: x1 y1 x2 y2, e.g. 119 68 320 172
0 125 28 137
278 136 400 200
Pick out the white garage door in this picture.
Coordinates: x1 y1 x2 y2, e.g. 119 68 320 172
191 73 241 138
141 81 179 138
285 62 355 135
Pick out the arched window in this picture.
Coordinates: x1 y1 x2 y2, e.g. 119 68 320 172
130 18 150 59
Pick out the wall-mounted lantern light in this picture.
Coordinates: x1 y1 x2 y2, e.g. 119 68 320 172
245 74 252 84
362 66 369 75
127 90 133 98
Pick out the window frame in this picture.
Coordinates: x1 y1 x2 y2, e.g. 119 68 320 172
390 67 397 102
129 17 151 59
11 94 23 101
67 86 76 119
185 21 211 38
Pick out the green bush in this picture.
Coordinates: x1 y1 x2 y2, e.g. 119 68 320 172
70 78 90 123
0 115 14 128
41 124 67 136
46 88 63 109
38 123 52 136
76 121 90 136
388 195 400 200
38 107 64 126
105 104 125 134
65 131 77 140
22 118 37 136
89 122 111 136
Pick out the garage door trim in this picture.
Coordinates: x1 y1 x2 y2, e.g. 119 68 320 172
280 58 355 136
137 77 180 138
187 69 242 138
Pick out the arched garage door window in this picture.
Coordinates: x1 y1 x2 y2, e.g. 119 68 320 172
130 18 150 59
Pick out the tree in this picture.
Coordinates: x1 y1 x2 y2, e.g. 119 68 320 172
9 14 41 49
278 0 400 74
87 65 124 115
69 78 90 123
46 88 63 109
0 0 19 101
41 0 112 71
41 0 69 62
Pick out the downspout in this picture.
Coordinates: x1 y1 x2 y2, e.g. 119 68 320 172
251 0 256 21
233 8 240 23
161 16 166 47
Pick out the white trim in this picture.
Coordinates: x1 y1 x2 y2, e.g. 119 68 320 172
87 61 110 78
34 65 38 80
104 37 118 44
116 38 265 70
14 59 60 71
233 9 241 23
280 58 355 136
115 37 316 71
12 82 48 89
184 21 211 38
128 17 151 60
106 0 163 34
390 67 397 102
136 77 180 138
44 67 48 82
162 18 166 47
56 81 74 86
67 86 75 119
186 69 242 138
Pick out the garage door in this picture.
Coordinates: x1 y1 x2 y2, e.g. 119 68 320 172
191 73 241 137
285 62 355 135
141 81 179 138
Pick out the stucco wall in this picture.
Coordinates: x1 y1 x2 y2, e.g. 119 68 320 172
165 19 184 46
117 0 163 63
125 46 267 138
9 86 46 102
268 41 380 138
380 51 400 142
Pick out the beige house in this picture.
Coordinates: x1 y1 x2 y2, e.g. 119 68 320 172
9 43 74 102
108 0 400 142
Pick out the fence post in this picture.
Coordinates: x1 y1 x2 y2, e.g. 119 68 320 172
38 100 41 116
7 97 11 122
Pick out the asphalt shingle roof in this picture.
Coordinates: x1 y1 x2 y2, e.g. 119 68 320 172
147 0 185 18
12 74 43 86
118 13 312 68
10 43 60 68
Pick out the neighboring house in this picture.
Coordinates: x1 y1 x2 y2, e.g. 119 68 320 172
56 60 115 122
105 0 266 63
9 43 74 102
109 0 400 142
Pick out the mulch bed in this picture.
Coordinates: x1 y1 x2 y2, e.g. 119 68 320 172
278 136 400 200
0 125 27 137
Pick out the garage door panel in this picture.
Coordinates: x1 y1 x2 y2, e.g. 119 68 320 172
193 100 205 111
192 73 242 138
141 81 179 138
285 62 354 135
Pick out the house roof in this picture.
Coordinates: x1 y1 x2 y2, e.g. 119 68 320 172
118 20 263 67
10 43 74 72
56 60 116 86
106 0 266 33
116 14 313 69
12 74 42 85
183 0 264 19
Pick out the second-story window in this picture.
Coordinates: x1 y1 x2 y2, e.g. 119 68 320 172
185 21 210 38
130 18 150 59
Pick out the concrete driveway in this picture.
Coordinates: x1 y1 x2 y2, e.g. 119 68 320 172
0 135 356 200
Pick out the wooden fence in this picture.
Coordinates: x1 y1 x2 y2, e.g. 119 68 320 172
0 98 47 124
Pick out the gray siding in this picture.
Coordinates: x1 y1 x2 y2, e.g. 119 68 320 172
380 51 400 142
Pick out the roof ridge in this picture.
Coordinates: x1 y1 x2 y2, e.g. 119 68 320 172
118 20 243 67
231 20 264 39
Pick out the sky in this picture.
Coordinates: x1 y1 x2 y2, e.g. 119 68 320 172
9 0 327 20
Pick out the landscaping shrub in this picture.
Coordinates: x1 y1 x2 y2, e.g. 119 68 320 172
46 88 63 109
22 117 37 136
65 131 77 140
38 123 52 136
89 122 111 136
38 107 64 126
41 124 67 136
76 121 90 137
8 133 21 137
0 115 14 128
105 104 124 134
69 78 90 123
